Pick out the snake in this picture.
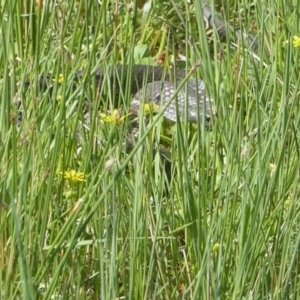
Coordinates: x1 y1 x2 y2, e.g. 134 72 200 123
21 2 260 128
84 65 216 127
22 65 216 128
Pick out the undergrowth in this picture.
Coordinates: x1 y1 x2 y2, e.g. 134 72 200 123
1 0 300 299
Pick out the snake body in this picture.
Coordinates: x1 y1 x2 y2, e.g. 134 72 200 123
80 65 216 126
20 1 262 128
22 65 215 127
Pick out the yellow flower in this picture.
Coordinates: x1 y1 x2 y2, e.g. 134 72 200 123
100 109 130 125
143 103 159 116
293 36 300 48
53 74 64 83
60 170 86 183
212 243 220 253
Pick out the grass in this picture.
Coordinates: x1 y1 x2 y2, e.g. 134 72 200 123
1 0 300 299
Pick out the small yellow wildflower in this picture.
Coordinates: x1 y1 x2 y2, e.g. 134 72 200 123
143 103 159 116
57 95 63 101
293 36 300 48
53 74 64 84
60 170 86 183
212 243 220 253
100 109 130 125
54 74 64 83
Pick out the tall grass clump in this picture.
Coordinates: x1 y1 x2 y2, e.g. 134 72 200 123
1 0 300 299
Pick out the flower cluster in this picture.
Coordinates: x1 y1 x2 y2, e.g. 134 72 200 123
59 170 86 183
99 109 130 125
99 103 159 125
